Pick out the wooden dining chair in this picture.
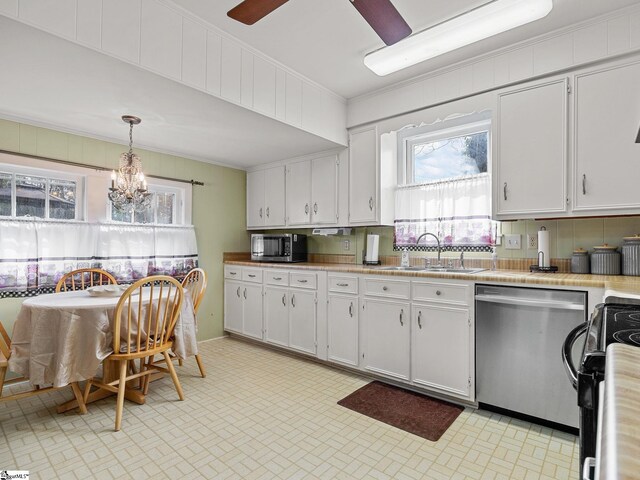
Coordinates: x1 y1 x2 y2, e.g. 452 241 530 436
0 320 86 413
181 268 207 377
55 268 118 293
82 275 185 431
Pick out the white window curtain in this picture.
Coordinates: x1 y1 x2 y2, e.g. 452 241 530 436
0 221 198 297
394 174 498 250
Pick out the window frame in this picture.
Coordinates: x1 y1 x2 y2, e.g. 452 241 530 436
0 163 85 221
107 182 186 226
397 111 492 186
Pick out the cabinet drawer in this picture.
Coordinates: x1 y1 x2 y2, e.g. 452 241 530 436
224 265 242 280
363 277 410 299
242 267 263 283
412 281 469 305
264 270 289 286
290 271 317 289
329 275 358 294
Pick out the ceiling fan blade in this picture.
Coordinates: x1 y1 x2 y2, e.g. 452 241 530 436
227 0 290 25
350 0 412 46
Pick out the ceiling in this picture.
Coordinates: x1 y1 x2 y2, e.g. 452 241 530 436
1 1 638 170
170 0 640 98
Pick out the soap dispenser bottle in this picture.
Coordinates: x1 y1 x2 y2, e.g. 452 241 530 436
400 248 410 267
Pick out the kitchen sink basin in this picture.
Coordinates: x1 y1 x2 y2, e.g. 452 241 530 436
375 266 486 274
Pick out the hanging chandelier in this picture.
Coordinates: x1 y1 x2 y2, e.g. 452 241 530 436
108 115 152 213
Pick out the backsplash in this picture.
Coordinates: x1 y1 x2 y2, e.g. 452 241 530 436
276 215 640 264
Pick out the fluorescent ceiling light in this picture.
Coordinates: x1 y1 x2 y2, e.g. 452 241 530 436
364 0 553 76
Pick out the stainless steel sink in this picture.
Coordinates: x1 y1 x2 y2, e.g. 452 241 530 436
375 266 486 274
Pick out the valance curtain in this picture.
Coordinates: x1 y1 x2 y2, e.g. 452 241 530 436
0 221 198 297
394 174 498 250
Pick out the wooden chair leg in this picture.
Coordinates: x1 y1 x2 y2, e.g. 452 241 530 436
114 360 128 432
194 354 206 378
83 379 92 402
163 351 184 401
70 382 87 414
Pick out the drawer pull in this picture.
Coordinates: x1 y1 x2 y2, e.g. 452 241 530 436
349 302 353 317
417 311 422 329
337 283 349 287
297 279 308 283
399 308 404 326
248 274 256 278
382 286 388 291
436 290 442 296
273 277 282 281
229 272 237 275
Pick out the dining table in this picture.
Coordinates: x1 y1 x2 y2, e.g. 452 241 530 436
9 286 199 412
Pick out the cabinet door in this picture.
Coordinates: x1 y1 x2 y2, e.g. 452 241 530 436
496 78 568 218
242 284 263 340
223 280 243 333
311 154 337 225
264 166 286 227
264 286 289 347
412 304 470 398
289 290 316 355
246 170 265 228
286 160 311 225
349 126 378 224
574 62 640 212
363 298 410 381
327 295 358 367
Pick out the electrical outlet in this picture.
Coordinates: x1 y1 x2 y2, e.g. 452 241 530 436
504 234 521 250
343 240 350 251
527 234 538 250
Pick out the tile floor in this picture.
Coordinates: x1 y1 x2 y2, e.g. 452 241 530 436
0 337 579 479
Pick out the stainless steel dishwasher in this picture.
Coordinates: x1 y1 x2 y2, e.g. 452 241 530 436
475 285 587 429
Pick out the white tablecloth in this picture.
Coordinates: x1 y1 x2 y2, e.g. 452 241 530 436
9 289 198 387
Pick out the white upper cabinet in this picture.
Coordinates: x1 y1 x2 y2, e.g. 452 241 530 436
573 61 640 213
286 154 338 227
348 125 378 224
247 166 286 229
495 77 568 219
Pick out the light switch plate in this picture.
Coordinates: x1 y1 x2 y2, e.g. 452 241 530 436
504 234 521 250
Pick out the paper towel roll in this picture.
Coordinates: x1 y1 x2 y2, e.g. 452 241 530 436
366 234 379 263
538 227 550 267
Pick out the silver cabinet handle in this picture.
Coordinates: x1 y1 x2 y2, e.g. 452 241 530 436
282 294 286 306
229 271 237 275
313 202 318 214
349 302 353 317
243 288 247 299
399 308 404 326
337 283 349 287
368 196 373 210
291 294 296 307
582 174 586 195
298 279 308 283
436 290 442 296
273 277 282 281
248 274 256 278
259 207 263 218
266 207 270 217
304 203 309 214
382 286 388 291
236 286 240 297
503 182 507 201
418 311 422 329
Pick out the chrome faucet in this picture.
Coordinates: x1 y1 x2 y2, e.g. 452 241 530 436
460 251 465 269
415 232 442 267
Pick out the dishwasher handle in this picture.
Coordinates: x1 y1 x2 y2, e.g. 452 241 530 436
475 294 585 311
562 322 588 390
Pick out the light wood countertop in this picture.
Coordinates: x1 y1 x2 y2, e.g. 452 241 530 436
224 260 640 291
598 344 640 480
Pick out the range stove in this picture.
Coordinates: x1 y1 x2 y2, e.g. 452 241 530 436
563 300 640 476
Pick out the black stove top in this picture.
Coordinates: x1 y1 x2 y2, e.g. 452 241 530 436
603 304 640 347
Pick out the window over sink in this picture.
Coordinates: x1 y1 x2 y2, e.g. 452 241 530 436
394 112 498 252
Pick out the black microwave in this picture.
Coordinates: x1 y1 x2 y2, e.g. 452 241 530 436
251 234 307 263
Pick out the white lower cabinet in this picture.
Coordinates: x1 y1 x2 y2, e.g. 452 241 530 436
411 303 471 398
289 290 317 355
264 286 289 347
223 280 243 333
362 298 411 381
327 295 359 367
223 279 263 340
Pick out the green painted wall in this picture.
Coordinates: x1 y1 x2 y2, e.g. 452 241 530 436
0 119 249 340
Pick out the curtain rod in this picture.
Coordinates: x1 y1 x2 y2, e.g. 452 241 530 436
0 149 205 186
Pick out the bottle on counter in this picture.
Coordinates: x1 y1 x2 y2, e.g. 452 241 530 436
491 247 498 271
